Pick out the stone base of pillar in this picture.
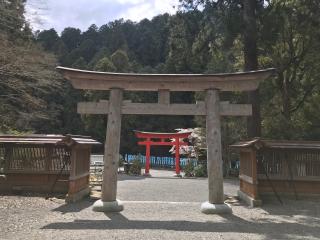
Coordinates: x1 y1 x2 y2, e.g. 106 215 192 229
143 173 151 177
200 201 232 214
92 199 124 212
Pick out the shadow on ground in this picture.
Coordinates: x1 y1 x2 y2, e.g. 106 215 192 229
260 197 320 225
41 212 319 239
52 197 94 214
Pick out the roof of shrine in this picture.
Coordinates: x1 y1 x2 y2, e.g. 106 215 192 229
0 134 100 146
230 138 320 150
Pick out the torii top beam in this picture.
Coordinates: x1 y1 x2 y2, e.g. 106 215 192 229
57 67 275 92
134 130 192 139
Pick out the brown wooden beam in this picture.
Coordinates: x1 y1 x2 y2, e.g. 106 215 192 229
77 101 252 116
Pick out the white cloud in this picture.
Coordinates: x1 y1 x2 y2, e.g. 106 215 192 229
154 0 178 14
117 0 145 4
117 0 178 21
25 0 179 33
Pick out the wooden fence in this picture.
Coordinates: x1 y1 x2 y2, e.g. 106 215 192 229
257 149 320 179
231 139 320 206
0 135 100 202
0 145 71 173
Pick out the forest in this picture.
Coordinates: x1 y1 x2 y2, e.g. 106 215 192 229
1 0 320 155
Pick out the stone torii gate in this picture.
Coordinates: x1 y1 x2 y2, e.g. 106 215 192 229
57 66 274 214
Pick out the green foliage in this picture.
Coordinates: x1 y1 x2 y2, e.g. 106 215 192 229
259 0 320 139
118 155 125 168
166 11 203 73
111 50 130 72
129 159 142 175
0 0 31 39
72 57 87 69
78 39 97 62
194 164 207 177
0 13 64 133
183 161 194 177
36 29 59 51
0 0 82 135
94 57 116 72
88 47 110 69
61 27 81 51
52 40 68 59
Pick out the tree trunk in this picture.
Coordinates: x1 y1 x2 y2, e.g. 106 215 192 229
243 0 261 138
278 72 291 120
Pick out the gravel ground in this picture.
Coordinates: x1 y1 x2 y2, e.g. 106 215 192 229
1 170 320 240
116 169 239 202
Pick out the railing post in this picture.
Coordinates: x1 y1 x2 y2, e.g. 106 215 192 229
4 144 13 171
251 149 258 199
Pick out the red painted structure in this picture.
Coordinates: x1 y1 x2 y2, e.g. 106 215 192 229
134 131 192 175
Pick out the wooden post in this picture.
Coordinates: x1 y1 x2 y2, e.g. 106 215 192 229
250 149 258 199
158 89 170 104
145 139 151 175
70 147 78 178
68 147 77 196
206 89 224 203
101 88 123 202
175 137 181 175
201 89 231 214
93 88 124 212
45 146 52 171
4 144 13 171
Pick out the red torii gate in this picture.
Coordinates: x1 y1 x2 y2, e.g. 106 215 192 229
134 130 192 176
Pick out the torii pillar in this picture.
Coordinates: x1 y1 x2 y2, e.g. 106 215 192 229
57 66 275 214
93 88 124 211
200 89 231 213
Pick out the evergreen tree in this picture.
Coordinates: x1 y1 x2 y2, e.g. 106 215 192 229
94 57 116 72
111 50 130 72
36 28 59 51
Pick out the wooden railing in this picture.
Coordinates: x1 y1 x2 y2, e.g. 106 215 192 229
0 144 71 173
257 149 320 179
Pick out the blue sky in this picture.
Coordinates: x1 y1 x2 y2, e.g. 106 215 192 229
25 0 179 33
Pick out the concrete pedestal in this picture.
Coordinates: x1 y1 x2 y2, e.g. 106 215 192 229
92 199 124 212
201 201 232 214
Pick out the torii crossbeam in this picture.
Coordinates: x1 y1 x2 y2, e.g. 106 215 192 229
57 66 275 214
